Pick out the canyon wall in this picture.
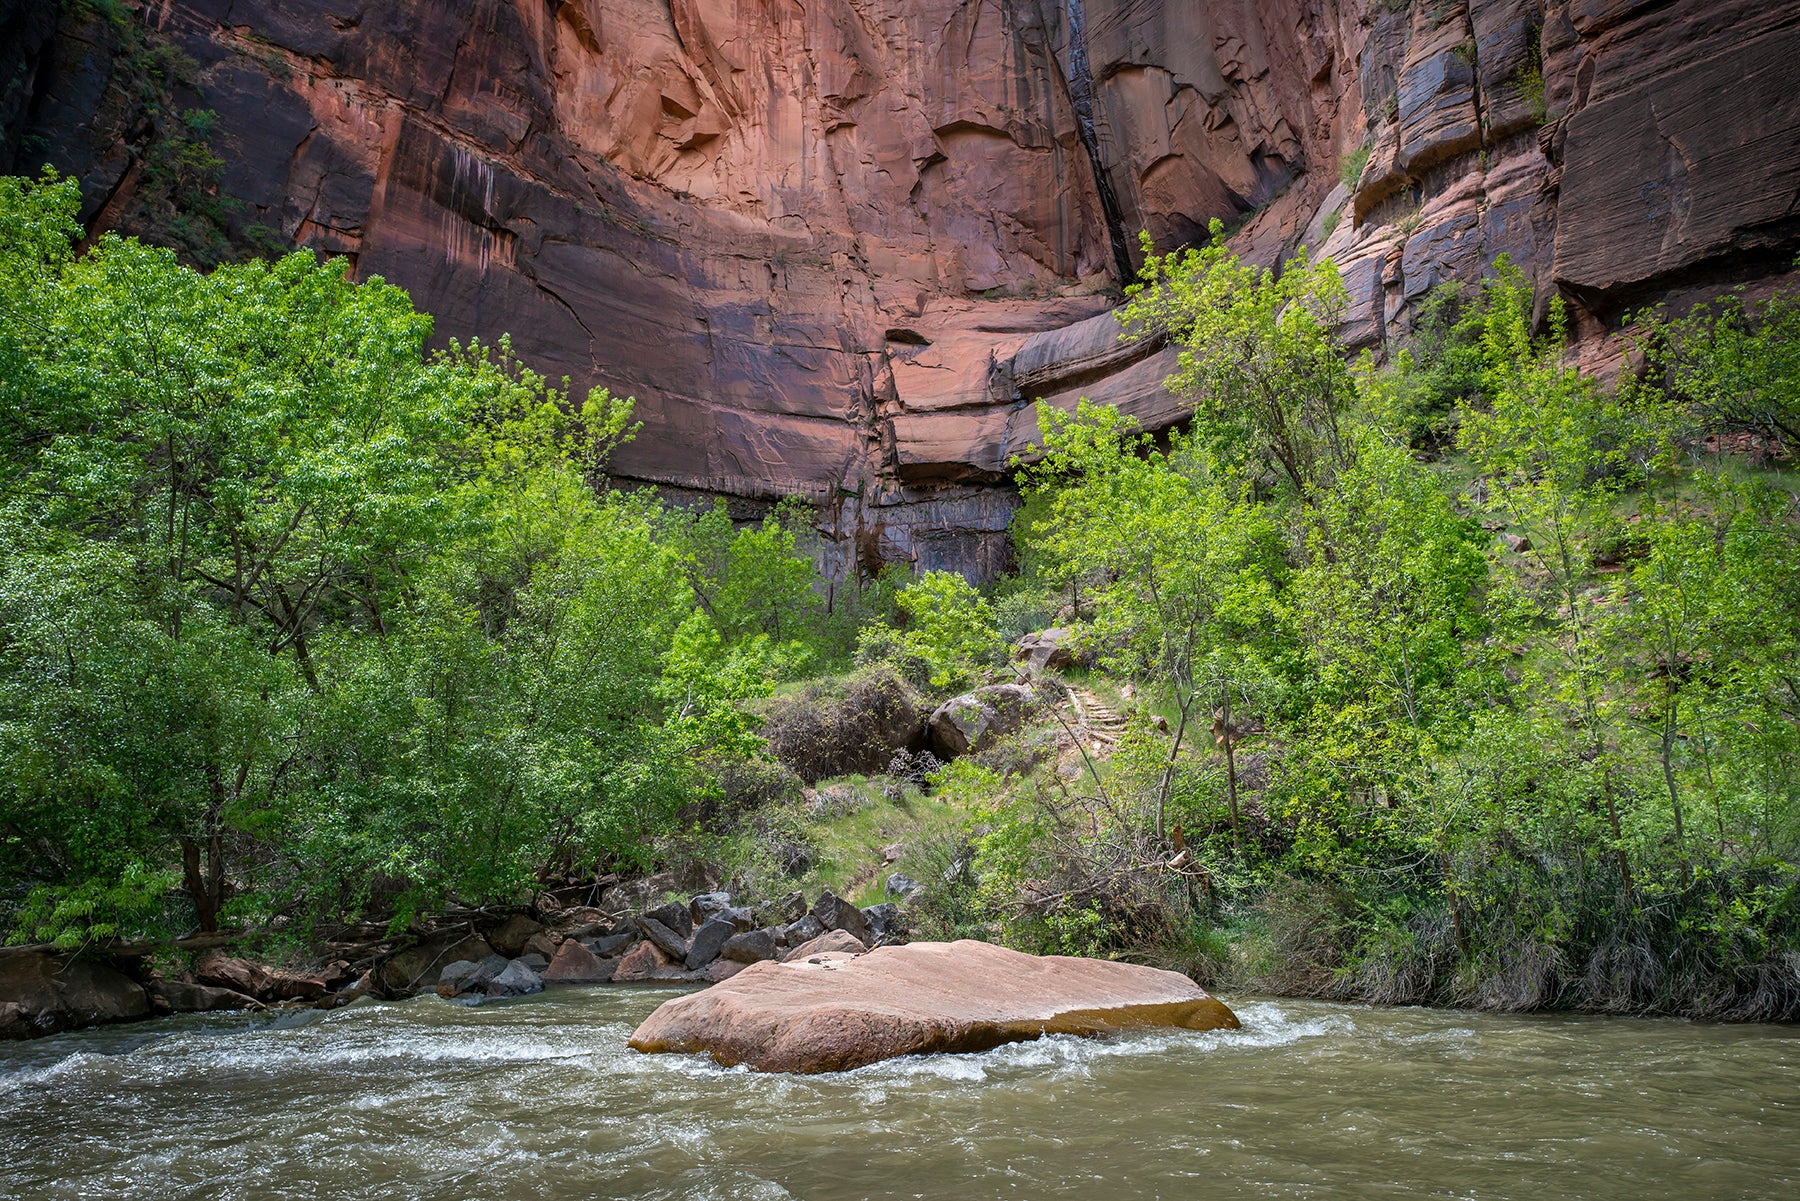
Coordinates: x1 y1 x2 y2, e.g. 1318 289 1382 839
7 0 1800 578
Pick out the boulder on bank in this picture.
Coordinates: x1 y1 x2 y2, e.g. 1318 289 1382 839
376 932 494 996
543 940 614 984
810 890 870 943
150 979 262 1013
0 951 151 1039
629 939 1239 1074
1014 628 1084 674
781 930 868 961
928 683 1038 759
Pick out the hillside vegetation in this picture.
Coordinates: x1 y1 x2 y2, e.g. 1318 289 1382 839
3 176 1797 1017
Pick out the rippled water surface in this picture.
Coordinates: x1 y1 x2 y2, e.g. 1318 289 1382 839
1 986 1796 1200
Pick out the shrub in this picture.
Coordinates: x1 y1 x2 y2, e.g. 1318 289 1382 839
760 666 928 784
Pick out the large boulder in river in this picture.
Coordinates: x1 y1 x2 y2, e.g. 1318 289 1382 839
928 684 1038 759
629 939 1238 1073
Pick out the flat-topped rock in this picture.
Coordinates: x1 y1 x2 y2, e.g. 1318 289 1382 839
628 939 1238 1074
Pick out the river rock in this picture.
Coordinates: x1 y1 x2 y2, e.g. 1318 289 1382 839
783 930 869 962
487 958 544 997
771 892 807 924
779 915 824 947
684 918 737 970
151 980 262 1013
645 902 694 939
543 940 614 984
486 914 546 958
862 903 903 943
631 940 1240 1073
688 892 733 925
811 891 871 943
720 929 779 964
718 907 756 931
522 931 561 959
0 951 150 1039
613 940 675 982
637 916 690 961
194 952 274 998
438 954 510 997
586 931 636 957
377 932 494 996
707 959 747 983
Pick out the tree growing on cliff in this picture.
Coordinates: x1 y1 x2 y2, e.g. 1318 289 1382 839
1119 221 1354 501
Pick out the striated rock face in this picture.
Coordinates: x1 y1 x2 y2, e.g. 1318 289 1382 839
628 938 1239 1072
8 1 1800 576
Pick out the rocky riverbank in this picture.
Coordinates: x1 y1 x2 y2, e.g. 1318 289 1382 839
0 884 903 1040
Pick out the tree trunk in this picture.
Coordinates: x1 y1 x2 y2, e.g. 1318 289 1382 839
1661 697 1690 886
1219 690 1242 839
181 839 217 933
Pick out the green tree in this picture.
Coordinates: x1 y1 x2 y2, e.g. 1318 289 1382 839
1119 221 1354 500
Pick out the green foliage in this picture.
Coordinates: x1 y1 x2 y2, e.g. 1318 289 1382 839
988 235 1800 1015
1339 145 1371 190
0 172 811 944
1120 220 1353 499
859 571 1001 690
1634 274 1800 446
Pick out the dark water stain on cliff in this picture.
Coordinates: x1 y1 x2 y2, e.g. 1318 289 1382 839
1063 0 1136 284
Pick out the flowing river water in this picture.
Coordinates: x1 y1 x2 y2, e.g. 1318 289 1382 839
1 986 1795 1200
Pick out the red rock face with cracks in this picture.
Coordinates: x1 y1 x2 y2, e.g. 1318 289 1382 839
10 1 1799 576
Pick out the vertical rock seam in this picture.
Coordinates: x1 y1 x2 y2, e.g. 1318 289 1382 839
1062 0 1135 283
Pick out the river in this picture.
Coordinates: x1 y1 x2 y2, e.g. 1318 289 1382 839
1 987 1795 1200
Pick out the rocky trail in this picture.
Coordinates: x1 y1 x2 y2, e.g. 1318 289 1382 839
1069 686 1128 746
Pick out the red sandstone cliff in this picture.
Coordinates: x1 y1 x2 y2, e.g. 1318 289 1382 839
7 0 1799 577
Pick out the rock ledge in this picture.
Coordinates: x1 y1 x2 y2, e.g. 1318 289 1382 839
628 939 1238 1073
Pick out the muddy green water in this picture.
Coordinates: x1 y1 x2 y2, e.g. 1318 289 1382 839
1 988 1795 1200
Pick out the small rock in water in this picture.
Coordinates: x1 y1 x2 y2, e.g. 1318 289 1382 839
684 918 736 970
487 958 544 997
720 929 778 964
